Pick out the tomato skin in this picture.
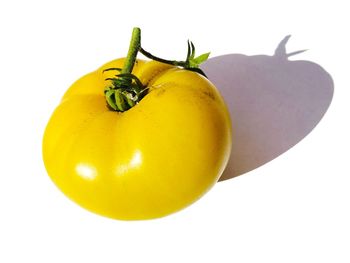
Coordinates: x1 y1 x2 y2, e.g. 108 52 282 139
43 58 232 220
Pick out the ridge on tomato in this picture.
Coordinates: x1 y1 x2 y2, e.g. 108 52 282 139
42 27 232 220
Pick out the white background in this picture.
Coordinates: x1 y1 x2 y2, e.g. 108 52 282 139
0 0 349 262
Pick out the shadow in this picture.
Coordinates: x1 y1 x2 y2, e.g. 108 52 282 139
201 36 334 181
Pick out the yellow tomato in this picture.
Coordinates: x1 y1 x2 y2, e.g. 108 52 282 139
43 58 231 220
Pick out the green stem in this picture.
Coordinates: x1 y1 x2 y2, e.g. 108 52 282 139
104 27 208 112
139 44 208 77
121 27 141 75
139 47 186 67
104 27 142 112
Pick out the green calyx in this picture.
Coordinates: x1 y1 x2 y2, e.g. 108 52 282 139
104 27 210 112
104 70 147 111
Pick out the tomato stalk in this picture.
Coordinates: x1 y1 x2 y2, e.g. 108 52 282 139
104 27 210 112
139 42 209 77
104 27 143 112
121 27 141 76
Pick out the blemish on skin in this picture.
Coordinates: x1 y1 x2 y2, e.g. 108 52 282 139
149 83 169 97
202 90 215 100
155 88 166 97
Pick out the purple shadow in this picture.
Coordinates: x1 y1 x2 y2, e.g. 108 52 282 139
202 36 334 181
